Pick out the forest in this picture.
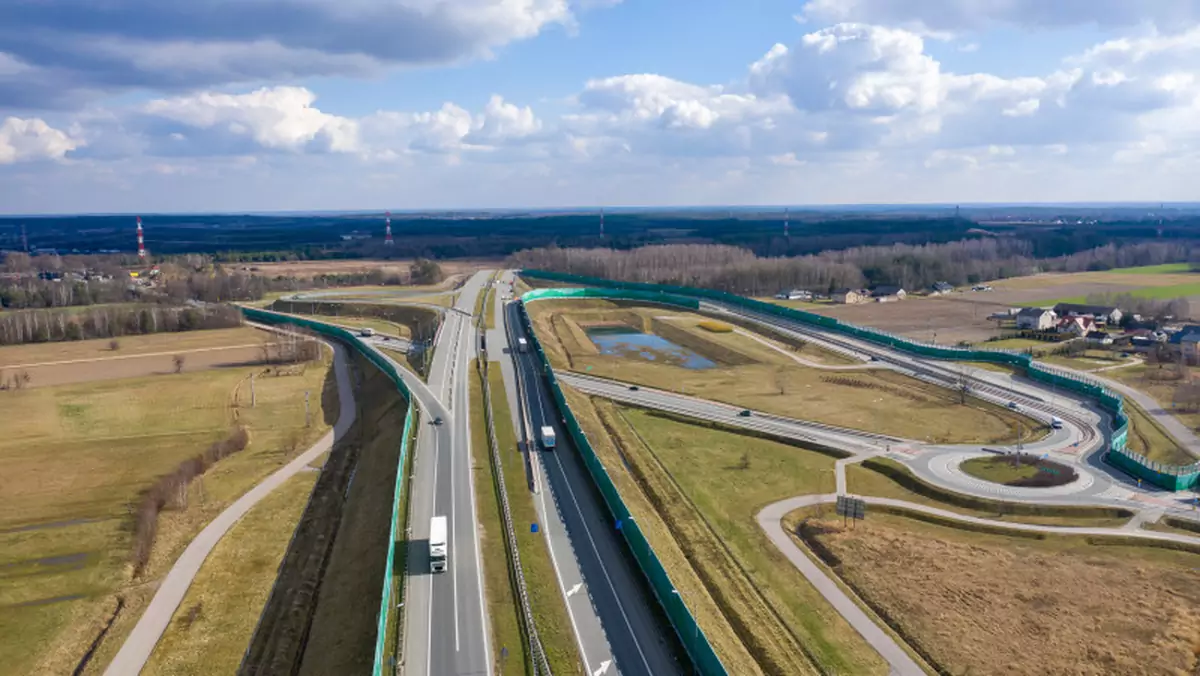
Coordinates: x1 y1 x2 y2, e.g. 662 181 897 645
507 240 1200 296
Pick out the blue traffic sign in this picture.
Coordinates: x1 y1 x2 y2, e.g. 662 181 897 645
614 519 622 530
531 523 539 533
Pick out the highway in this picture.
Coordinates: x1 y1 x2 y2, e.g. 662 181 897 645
495 272 685 676
401 271 492 676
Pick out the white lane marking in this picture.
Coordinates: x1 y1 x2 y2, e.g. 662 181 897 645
514 331 594 675
536 452 594 676
592 659 613 676
567 583 583 597
548 448 653 673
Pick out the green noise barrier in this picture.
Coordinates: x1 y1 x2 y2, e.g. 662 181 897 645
239 306 417 676
514 298 729 676
517 272 1199 491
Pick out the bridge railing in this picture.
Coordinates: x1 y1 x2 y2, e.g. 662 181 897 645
516 270 1199 491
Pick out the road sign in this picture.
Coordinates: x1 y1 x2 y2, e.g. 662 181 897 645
835 496 866 528
531 523 539 533
614 519 622 530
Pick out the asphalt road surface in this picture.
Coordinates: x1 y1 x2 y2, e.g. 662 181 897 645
402 271 492 676
502 288 685 676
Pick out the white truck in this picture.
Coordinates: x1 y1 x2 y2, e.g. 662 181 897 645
1051 416 1064 430
540 425 557 450
360 327 375 337
517 337 528 353
429 516 448 573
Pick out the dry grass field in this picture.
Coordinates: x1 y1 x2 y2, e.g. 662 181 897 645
531 300 1040 444
240 258 494 279
0 349 335 675
789 509 1200 676
808 295 1011 345
141 473 318 676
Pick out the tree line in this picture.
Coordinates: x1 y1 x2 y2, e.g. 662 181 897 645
508 240 1197 297
0 304 243 346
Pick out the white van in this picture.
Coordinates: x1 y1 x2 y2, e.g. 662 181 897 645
429 516 448 573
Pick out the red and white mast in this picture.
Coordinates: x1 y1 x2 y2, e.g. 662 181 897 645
136 216 146 260
384 211 394 246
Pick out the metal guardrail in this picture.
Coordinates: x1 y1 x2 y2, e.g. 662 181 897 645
475 275 552 675
477 350 552 675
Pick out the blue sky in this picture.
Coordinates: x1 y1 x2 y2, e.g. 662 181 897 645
2 0 1200 213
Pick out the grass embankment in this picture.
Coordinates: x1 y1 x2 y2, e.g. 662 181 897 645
531 300 1040 445
142 473 318 675
845 457 1132 527
0 347 335 675
469 362 528 674
1122 399 1195 466
485 368 581 673
297 353 407 676
1107 364 1200 458
787 508 1200 676
563 389 885 675
1112 263 1195 274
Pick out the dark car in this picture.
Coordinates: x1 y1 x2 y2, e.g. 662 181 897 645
629 385 640 391
738 409 752 417
432 416 444 426
1006 402 1019 411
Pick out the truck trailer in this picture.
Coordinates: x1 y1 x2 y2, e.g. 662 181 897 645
517 337 529 353
540 426 556 450
429 516 448 573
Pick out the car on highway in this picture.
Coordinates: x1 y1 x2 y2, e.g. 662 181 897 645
432 416 444 426
629 385 640 391
738 409 752 417
1007 402 1019 410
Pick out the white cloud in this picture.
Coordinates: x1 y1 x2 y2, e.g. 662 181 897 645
0 0 587 109
0 117 81 164
143 86 360 153
799 0 1200 32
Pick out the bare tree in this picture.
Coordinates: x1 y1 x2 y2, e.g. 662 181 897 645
109 339 120 351
173 355 186 373
774 366 788 396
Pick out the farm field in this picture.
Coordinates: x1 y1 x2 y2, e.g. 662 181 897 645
786 509 1200 676
142 472 317 676
807 295 1011 345
530 299 1041 444
238 258 494 279
0 348 335 675
0 327 269 369
969 267 1200 308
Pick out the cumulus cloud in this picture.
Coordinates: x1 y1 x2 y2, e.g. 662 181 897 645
143 86 361 153
799 0 1200 32
0 0 581 109
0 117 81 164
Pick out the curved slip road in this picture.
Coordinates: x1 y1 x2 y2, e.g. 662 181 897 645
104 337 357 676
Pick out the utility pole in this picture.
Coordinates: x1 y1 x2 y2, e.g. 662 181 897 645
250 373 256 408
305 390 311 427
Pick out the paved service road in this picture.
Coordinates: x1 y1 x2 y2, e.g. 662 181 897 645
503 287 684 676
402 271 493 676
105 333 357 676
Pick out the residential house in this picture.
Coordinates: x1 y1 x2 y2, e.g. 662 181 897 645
1169 324 1200 361
1085 330 1114 346
774 289 813 301
1053 303 1123 325
870 285 907 302
930 281 954 295
1016 308 1057 331
1057 315 1096 337
832 288 870 304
